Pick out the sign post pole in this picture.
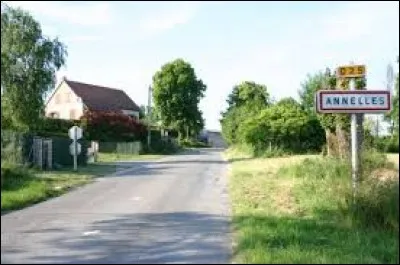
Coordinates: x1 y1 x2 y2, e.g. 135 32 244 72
147 85 152 150
349 77 358 200
74 127 78 171
69 125 83 172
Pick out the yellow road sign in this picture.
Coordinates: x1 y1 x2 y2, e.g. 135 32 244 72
336 65 366 78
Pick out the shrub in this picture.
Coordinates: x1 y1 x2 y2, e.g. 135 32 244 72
80 110 147 142
238 104 325 156
1 163 33 190
38 118 77 135
179 138 211 148
142 138 181 155
373 135 399 153
1 130 31 165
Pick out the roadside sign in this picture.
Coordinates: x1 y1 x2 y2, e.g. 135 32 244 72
68 126 83 140
316 90 391 114
69 142 81 155
336 65 366 78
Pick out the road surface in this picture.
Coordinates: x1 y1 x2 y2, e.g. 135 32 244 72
1 148 231 264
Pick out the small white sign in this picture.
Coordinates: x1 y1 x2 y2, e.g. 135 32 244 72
69 143 81 155
316 90 391 114
68 126 83 140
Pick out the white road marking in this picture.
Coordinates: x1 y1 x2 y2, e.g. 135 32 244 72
83 230 100 236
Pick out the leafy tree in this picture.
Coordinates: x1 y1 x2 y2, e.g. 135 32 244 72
152 59 206 139
220 81 270 145
221 104 260 145
224 81 270 114
388 57 399 135
298 68 366 157
1 5 67 131
275 97 301 107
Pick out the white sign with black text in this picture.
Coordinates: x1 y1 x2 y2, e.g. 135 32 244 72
316 90 391 114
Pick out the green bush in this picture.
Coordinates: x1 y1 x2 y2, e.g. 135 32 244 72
237 104 325 156
1 130 32 165
38 118 77 135
373 135 399 153
1 163 34 190
179 138 211 148
142 138 181 155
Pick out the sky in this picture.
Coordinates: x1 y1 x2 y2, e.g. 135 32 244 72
4 1 400 131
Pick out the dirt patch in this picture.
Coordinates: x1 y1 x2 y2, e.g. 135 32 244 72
371 168 399 182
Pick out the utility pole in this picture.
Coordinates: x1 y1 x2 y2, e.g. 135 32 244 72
147 85 152 150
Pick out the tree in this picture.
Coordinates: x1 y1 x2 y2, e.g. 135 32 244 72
152 59 206 139
1 5 67 131
224 81 270 114
221 104 259 145
388 57 399 135
220 81 270 145
275 97 301 107
298 68 366 157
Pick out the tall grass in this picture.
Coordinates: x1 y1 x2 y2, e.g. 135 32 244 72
228 148 399 264
278 149 399 233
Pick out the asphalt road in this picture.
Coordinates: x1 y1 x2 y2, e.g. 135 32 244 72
1 148 231 264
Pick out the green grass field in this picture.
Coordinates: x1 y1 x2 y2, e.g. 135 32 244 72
1 163 117 213
225 149 399 264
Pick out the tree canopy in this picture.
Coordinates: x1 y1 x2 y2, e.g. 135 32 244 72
225 81 270 113
1 5 67 131
220 81 270 145
152 59 206 139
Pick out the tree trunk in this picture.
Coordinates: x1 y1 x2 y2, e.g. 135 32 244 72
335 124 349 159
325 129 335 157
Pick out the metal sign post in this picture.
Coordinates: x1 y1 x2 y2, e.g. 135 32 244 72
315 63 392 202
74 130 78 171
69 126 83 171
147 85 152 150
349 78 358 198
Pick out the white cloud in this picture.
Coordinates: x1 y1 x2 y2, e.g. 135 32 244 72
138 2 201 35
4 1 113 26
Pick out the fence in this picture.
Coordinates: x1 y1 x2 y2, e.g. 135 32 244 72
98 141 142 154
1 130 88 169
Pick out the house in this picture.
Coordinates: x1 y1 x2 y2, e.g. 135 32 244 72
45 77 141 120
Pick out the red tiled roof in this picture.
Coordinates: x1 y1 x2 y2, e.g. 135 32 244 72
65 79 140 112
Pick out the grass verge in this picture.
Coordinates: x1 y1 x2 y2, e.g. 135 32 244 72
97 152 164 162
227 148 399 264
1 163 117 213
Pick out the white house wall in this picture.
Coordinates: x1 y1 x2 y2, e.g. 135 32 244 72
45 81 84 120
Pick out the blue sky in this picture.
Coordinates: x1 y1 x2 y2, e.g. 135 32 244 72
5 1 400 131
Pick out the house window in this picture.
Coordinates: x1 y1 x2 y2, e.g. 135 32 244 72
55 94 61 104
49 112 59 118
70 110 76 120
